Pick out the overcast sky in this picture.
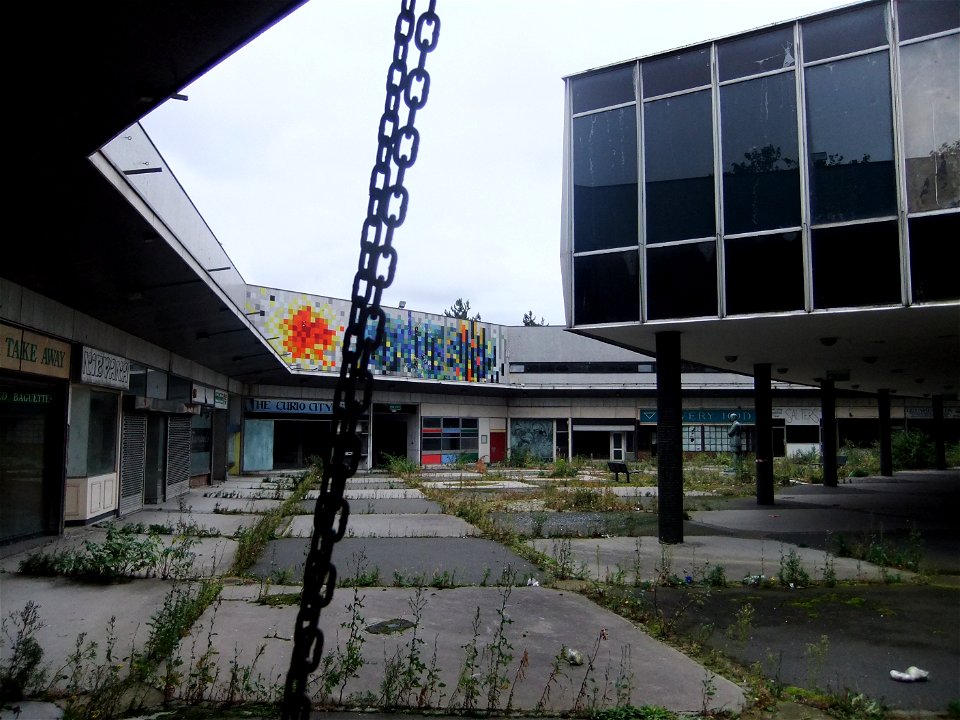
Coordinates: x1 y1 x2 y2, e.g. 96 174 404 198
142 0 849 326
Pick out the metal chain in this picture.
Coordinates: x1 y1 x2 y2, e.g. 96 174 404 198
280 2 439 718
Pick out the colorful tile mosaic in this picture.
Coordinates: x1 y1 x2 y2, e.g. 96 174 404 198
245 287 501 383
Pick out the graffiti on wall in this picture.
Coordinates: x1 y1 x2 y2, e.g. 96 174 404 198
245 287 500 383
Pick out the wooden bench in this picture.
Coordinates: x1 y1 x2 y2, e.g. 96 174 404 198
608 461 631 482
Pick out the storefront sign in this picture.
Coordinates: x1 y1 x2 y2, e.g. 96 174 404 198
0 385 54 405
773 407 822 425
1 323 71 379
245 398 333 415
638 408 756 424
80 346 130 389
905 406 960 420
214 389 229 409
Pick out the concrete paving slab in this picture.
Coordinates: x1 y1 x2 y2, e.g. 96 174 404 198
282 514 481 539
689 506 927 535
306 488 425 500
201 487 292 500
251 537 542 586
527 536 905 585
422 479 537 490
151 495 283 514
174 585 743 713
98 510 257 538
297 498 443 515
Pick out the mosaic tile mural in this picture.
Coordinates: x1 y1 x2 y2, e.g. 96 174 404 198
245 286 501 383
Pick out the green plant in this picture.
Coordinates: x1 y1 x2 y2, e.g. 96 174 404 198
231 472 313 575
892 429 935 470
778 546 811 587
830 690 886 720
484 568 517 710
805 634 830 690
548 457 578 478
0 601 47 700
590 706 677 720
452 606 483 712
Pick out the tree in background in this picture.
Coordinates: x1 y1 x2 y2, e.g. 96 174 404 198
522 310 547 326
444 298 481 321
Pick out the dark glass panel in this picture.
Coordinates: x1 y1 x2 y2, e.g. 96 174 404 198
806 53 897 223
802 3 889 62
898 0 960 41
646 241 717 319
572 65 635 114
910 213 960 302
721 73 801 234
725 232 804 314
573 251 640 325
900 35 960 212
718 26 795 81
644 90 715 243
812 221 901 308
641 46 711 98
573 109 638 252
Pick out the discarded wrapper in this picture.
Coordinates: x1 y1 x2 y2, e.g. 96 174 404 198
890 666 929 682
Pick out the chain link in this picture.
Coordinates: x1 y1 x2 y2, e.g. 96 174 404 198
280 2 439 718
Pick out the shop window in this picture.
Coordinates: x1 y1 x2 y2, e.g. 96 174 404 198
642 46 711 98
572 65 635 114
644 90 715 243
573 108 638 252
910 214 960 302
87 390 118 476
573 251 640 325
725 232 804 314
900 34 960 213
812 221 901 308
721 72 801 234
511 419 554 461
805 52 897 224
646 241 717 320
421 417 479 462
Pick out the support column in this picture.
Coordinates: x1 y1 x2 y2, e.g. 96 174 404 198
656 331 683 544
754 363 774 505
821 380 838 487
878 389 892 477
933 395 947 471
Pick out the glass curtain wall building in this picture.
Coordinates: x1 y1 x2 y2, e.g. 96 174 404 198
562 0 958 328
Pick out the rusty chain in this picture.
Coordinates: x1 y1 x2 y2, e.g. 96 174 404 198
280 2 439 718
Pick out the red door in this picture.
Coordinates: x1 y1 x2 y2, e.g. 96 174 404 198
489 431 506 463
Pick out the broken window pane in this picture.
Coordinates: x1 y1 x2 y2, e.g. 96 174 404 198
718 26 796 82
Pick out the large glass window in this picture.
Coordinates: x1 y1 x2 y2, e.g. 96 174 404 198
900 34 960 213
573 108 638 252
721 72 801 234
573 251 640 324
897 0 959 42
802 3 889 63
812 221 901 308
572 65 635 114
421 417 479 461
644 90 715 243
718 27 795 82
642 47 711 98
805 52 897 224
725 232 804 314
646 241 717 320
909 214 960 302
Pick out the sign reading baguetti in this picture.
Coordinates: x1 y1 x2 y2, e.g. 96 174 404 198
81 346 130 389
1 323 71 379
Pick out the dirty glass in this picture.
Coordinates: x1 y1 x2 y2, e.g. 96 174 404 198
897 0 959 41
572 65 635 114
724 232 804 314
646 241 717 320
721 72 801 234
910 214 960 302
573 108 638 252
573 251 640 325
900 34 960 213
644 90 715 243
718 26 796 81
812 221 901 308
641 46 711 98
802 3 889 63
805 52 897 223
